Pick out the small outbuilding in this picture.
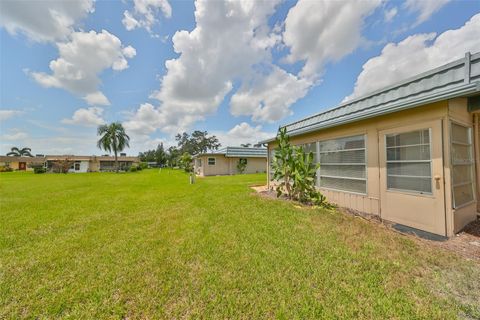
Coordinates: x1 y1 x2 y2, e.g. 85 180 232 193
194 146 267 176
261 52 480 238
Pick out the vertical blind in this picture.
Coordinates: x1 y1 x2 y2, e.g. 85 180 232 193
451 123 474 207
386 129 432 194
318 135 367 194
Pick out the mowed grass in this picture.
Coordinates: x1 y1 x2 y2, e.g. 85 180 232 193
0 169 478 319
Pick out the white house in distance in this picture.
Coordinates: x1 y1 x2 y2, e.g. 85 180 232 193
194 146 267 176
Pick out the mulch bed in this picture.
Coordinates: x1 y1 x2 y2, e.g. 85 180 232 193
250 185 480 262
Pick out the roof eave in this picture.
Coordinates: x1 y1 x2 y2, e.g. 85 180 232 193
261 81 480 144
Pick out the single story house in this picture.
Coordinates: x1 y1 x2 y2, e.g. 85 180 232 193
45 155 139 172
0 155 46 171
194 146 267 176
261 52 480 238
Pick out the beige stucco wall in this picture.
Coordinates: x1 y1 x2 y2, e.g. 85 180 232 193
195 155 267 176
0 161 19 170
268 100 479 236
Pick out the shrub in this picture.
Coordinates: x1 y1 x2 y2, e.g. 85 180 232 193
139 162 148 169
130 166 138 172
136 165 143 171
237 158 247 174
272 127 330 207
33 167 46 174
179 152 193 173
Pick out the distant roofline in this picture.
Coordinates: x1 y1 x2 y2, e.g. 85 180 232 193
193 146 267 158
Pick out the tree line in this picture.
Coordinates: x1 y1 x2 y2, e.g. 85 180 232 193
138 130 221 168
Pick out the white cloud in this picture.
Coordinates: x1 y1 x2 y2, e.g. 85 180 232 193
0 129 28 141
230 66 311 122
0 0 94 43
0 109 24 122
214 122 273 147
346 13 480 100
122 0 172 33
61 107 105 127
405 0 450 26
123 103 162 137
384 7 398 23
127 0 304 135
31 30 136 105
83 91 111 106
283 0 382 79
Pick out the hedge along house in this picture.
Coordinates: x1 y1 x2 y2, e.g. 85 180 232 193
262 52 480 238
193 146 267 176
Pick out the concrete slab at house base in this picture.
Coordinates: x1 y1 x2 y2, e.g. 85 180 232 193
393 224 448 242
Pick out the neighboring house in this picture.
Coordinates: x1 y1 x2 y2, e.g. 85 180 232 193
0 155 45 171
194 146 267 176
262 52 480 238
45 155 139 172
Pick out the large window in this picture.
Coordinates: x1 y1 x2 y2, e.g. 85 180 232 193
301 142 318 162
451 122 475 207
268 149 275 180
386 129 431 194
318 135 366 194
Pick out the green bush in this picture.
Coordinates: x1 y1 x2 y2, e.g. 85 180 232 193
129 166 138 172
136 165 143 171
33 167 46 174
139 162 148 169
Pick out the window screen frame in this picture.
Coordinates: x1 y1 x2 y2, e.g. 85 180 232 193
449 120 476 209
207 157 216 166
317 133 368 195
384 128 433 196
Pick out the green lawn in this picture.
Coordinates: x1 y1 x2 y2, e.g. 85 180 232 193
0 169 478 319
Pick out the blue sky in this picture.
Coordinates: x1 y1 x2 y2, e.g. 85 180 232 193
1 0 479 155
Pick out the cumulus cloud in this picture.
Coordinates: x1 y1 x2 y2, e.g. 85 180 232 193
61 107 105 127
31 30 136 105
405 0 450 26
122 0 172 33
214 122 273 147
0 109 24 122
0 0 94 43
346 13 480 100
127 0 297 136
230 66 311 122
283 0 382 79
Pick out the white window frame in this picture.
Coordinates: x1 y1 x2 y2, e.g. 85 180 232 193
385 128 433 196
207 157 216 166
450 121 476 209
317 134 367 195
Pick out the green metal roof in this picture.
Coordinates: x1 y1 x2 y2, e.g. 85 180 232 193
194 147 267 158
261 51 480 143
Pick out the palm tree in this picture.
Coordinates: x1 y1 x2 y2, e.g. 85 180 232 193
97 122 130 172
6 147 33 157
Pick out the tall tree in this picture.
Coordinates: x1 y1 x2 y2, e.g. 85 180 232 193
155 143 167 166
6 147 33 157
167 146 180 167
175 130 221 155
97 122 130 172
